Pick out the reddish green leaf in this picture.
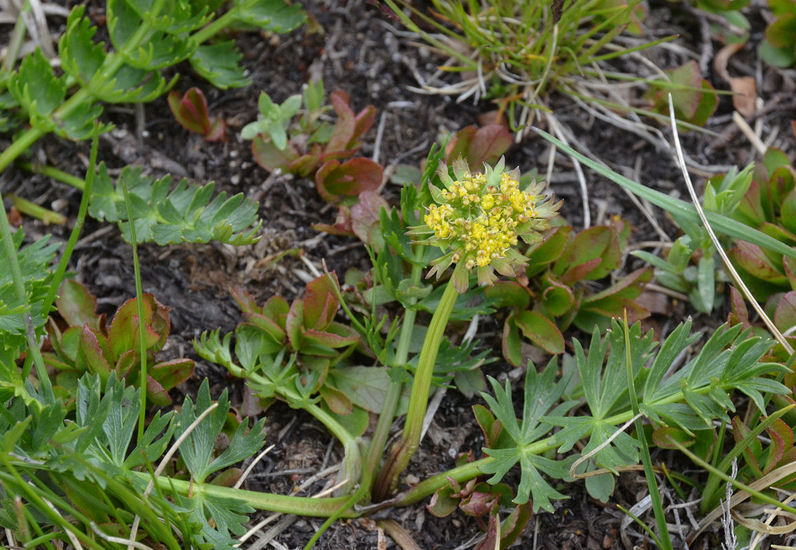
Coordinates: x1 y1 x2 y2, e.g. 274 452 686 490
150 358 194 390
502 316 524 367
167 88 226 141
766 12 796 50
145 375 171 407
304 273 339 330
500 503 533 548
350 190 388 247
513 310 564 354
474 512 499 550
763 418 794 474
315 158 383 204
231 287 262 315
319 384 353 415
351 105 376 149
302 327 358 349
774 291 796 332
324 90 356 155
285 299 304 351
732 241 788 285
427 481 460 518
77 326 112 380
733 416 764 477
526 226 571 276
472 404 503 449
668 61 704 119
57 280 100 330
445 124 512 168
251 135 299 172
210 468 243 487
107 295 168 363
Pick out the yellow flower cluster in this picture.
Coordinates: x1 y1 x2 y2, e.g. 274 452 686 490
424 171 538 269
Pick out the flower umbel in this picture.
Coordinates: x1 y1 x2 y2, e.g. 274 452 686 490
415 157 559 291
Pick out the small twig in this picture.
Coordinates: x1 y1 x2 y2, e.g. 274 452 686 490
546 112 590 228
569 413 642 480
733 111 767 156
234 444 275 489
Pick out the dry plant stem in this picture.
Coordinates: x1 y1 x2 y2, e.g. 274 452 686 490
546 112 590 228
374 276 459 499
667 94 793 355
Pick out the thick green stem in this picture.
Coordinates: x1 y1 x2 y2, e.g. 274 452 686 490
360 262 423 495
134 472 355 517
17 161 86 191
374 276 459 498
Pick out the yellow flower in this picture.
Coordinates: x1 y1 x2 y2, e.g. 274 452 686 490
415 157 560 291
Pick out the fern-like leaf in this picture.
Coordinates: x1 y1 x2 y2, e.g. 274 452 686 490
89 163 261 245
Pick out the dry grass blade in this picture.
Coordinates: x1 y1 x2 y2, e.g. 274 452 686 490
666 93 793 355
376 519 423 550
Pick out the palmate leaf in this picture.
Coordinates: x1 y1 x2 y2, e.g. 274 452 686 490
190 41 250 89
234 0 306 32
480 362 575 511
89 163 262 245
177 379 266 484
547 324 657 474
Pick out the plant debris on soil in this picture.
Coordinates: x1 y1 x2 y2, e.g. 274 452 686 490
3 0 796 548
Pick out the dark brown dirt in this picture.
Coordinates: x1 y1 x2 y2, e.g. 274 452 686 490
4 0 796 548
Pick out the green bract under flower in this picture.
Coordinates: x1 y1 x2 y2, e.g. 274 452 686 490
413 158 559 292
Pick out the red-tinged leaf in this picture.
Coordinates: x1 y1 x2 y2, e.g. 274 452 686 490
168 89 210 135
263 295 290 326
774 291 796 332
689 79 719 127
791 120 796 140
728 286 751 326
245 312 286 343
559 257 602 285
734 179 766 227
231 287 262 315
289 150 322 178
445 126 476 164
500 504 533 548
303 322 359 348
304 273 340 330
472 404 502 449
540 274 575 317
668 61 704 119
146 375 171 407
351 190 388 247
763 418 794 474
731 241 788 285
784 256 796 290
427 482 460 518
351 105 376 146
513 310 564 354
315 158 383 204
107 295 167 362
319 384 353 415
526 226 571 275
210 468 242 487
78 326 112 379
60 326 82 362
445 125 512 168
483 281 532 310
502 316 524 367
473 512 500 550
204 117 227 142
652 426 696 449
115 349 137 377
57 280 100 330
285 299 304 351
325 90 355 154
555 226 617 281
732 416 764 477
467 125 512 167
314 206 354 236
252 135 299 172
460 491 497 517
150 358 194 390
584 267 652 303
